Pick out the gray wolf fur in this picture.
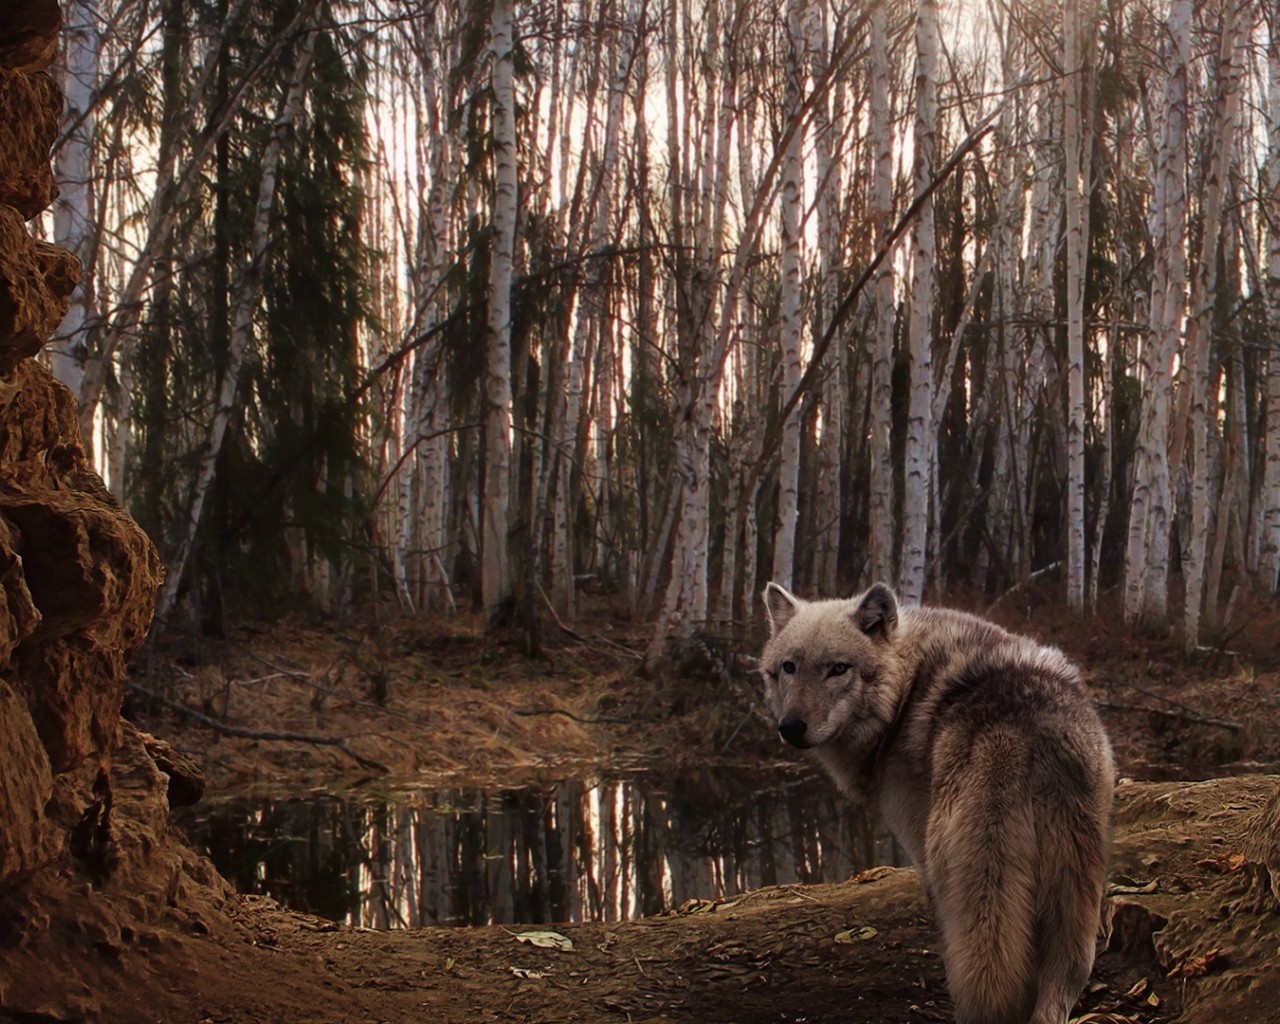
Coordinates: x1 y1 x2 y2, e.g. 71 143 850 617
760 581 1114 1024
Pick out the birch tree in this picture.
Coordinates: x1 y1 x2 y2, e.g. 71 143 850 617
1062 0 1090 614
1123 0 1190 630
1182 0 1246 649
482 0 517 624
901 0 939 604
49 0 100 404
867 1 896 587
1260 0 1280 595
770 0 808 591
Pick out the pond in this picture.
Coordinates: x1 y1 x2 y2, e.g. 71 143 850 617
176 767 905 929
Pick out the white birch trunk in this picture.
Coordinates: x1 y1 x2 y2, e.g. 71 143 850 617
901 0 939 604
868 2 896 587
809 0 842 596
156 26 318 620
1259 0 1280 594
49 0 99 406
1123 0 1189 630
1063 0 1089 614
1182 0 1246 650
770 0 807 592
482 0 517 624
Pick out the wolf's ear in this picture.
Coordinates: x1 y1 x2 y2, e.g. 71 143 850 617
763 582 801 636
851 582 898 640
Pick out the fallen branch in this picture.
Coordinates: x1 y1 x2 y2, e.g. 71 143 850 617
127 683 390 772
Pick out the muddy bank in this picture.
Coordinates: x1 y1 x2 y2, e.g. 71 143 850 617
3 763 1277 1024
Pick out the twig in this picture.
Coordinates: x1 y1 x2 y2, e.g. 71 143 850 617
1092 697 1240 734
721 702 759 752
127 683 391 772
591 632 643 660
536 582 589 642
985 562 1062 614
512 707 629 725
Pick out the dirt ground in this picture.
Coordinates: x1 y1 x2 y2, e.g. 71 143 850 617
6 587 1280 1024
4 766 1277 1024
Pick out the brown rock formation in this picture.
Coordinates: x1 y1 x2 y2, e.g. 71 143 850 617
0 3 192 1016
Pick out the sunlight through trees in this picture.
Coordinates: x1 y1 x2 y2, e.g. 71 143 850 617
41 0 1280 651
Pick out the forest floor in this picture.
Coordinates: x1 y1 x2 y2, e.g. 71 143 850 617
126 583 1280 798
9 585 1280 1024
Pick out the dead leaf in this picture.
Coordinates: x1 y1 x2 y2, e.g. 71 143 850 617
1123 978 1148 999
1194 853 1246 874
1167 947 1225 979
1106 879 1158 896
513 930 574 951
509 966 549 980
852 866 895 884
834 926 879 944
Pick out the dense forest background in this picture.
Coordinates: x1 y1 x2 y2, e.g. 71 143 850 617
40 0 1280 655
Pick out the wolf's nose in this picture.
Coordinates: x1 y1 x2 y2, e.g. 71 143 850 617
778 718 808 747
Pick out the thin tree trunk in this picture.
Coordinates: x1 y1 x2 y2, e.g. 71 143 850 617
482 0 517 625
1259 0 1280 594
771 0 807 591
867 3 896 588
49 0 100 408
901 0 939 604
810 0 843 596
1063 0 1089 615
1183 0 1246 651
1123 0 1189 630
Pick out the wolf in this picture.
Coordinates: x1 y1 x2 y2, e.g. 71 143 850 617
759 581 1114 1024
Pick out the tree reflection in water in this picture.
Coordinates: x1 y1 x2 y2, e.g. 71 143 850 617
178 768 904 929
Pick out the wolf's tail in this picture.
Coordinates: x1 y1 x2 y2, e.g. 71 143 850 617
928 725 1110 1024
926 727 1039 1024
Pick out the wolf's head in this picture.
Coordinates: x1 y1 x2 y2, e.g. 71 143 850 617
758 582 903 750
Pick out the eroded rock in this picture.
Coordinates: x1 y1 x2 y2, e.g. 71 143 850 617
0 69 61 219
0 206 78 371
0 0 60 73
0 0 162 905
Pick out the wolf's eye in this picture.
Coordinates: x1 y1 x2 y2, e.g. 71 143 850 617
829 663 850 677
781 660 796 674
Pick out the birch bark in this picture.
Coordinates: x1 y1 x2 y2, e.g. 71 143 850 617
770 0 807 591
482 0 518 624
867 2 896 586
1063 0 1089 614
1182 0 1245 650
809 0 843 596
1123 0 1189 629
49 0 99 405
1261 0 1280 594
901 0 939 604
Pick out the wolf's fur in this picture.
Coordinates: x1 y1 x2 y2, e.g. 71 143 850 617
760 582 1114 1024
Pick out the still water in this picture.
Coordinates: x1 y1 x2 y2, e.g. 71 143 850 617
177 768 905 929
